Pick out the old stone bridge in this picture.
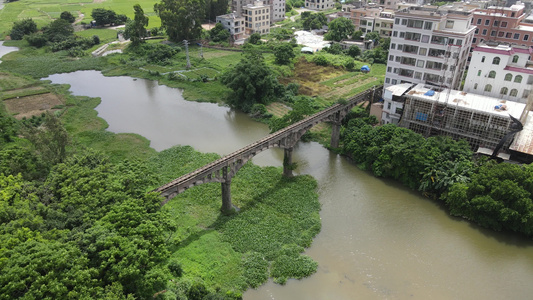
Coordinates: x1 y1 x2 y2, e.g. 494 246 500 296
154 86 382 212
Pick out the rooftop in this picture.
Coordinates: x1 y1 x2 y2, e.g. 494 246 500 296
385 83 413 97
510 111 533 155
406 83 526 119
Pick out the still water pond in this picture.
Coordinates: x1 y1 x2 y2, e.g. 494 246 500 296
45 71 533 299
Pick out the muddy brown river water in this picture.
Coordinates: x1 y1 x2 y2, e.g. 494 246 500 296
45 70 533 300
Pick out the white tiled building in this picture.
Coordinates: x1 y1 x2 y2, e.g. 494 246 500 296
463 43 533 103
305 0 335 10
384 6 476 90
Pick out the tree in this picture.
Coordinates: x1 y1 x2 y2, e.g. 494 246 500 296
364 31 380 43
123 4 149 45
9 19 37 40
22 112 69 166
43 19 74 43
274 43 295 65
324 17 354 42
346 44 361 57
154 0 205 42
91 8 126 26
324 42 343 55
248 32 262 44
301 12 327 30
205 0 229 21
209 23 230 42
221 51 283 112
60 11 76 23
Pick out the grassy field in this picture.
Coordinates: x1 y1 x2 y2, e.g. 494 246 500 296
0 0 161 38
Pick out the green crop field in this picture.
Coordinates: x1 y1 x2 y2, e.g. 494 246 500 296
0 0 161 38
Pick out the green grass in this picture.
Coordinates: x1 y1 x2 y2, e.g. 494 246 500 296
76 28 120 44
0 0 161 39
148 146 321 293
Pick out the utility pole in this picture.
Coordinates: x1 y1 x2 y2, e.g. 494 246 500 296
199 43 203 59
183 40 191 69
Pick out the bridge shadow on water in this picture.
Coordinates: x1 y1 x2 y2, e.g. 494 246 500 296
168 176 295 252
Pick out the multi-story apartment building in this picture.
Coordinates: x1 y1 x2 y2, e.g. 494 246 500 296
243 1 271 35
216 13 246 41
384 6 476 90
470 2 533 48
232 0 285 26
463 42 532 103
305 0 335 10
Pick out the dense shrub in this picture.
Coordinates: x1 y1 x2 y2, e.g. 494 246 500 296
25 33 47 48
60 11 76 23
10 19 37 40
312 55 328 66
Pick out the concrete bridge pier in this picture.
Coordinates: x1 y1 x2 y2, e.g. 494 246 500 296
330 121 341 148
283 147 294 177
221 167 235 214
330 111 342 149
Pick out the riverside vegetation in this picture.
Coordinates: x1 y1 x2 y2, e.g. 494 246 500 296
0 2 376 298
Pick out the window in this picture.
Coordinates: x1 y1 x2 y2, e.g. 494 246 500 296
431 36 447 44
485 19 490 25
482 29 487 35
475 28 479 34
473 38 477 43
506 32 512 38
426 61 444 69
385 78 391 83
502 21 507 27
481 56 485 62
477 70 481 76
446 20 454 29
428 48 445 57
474 83 478 89
522 89 529 98
403 45 419 54
488 71 496 78
397 44 403 50
421 35 430 43
500 87 508 95
514 33 520 40
392 79 397 84
417 60 424 67
525 35 530 41
498 32 504 37
395 18 400 24
505 73 513 81
395 56 401 62
387 102 391 109
510 89 518 97
414 72 422 79
492 57 500 65
491 30 496 36
401 19 407 25
407 19 423 28
423 73 441 82
477 18 482 25
424 22 432 30
399 69 414 77
419 48 427 56
389 55 394 61
484 84 492 92
401 57 416 65
400 32 405 38
387 67 392 72
405 32 421 41
393 31 397 37
515 75 523 83
513 55 519 63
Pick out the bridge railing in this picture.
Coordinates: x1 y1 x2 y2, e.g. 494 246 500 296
155 85 382 195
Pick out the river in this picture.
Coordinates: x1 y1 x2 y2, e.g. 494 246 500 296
44 71 533 299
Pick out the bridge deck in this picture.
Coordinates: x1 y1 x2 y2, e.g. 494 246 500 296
154 86 381 197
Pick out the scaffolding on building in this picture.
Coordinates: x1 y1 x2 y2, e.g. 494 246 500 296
399 84 526 152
